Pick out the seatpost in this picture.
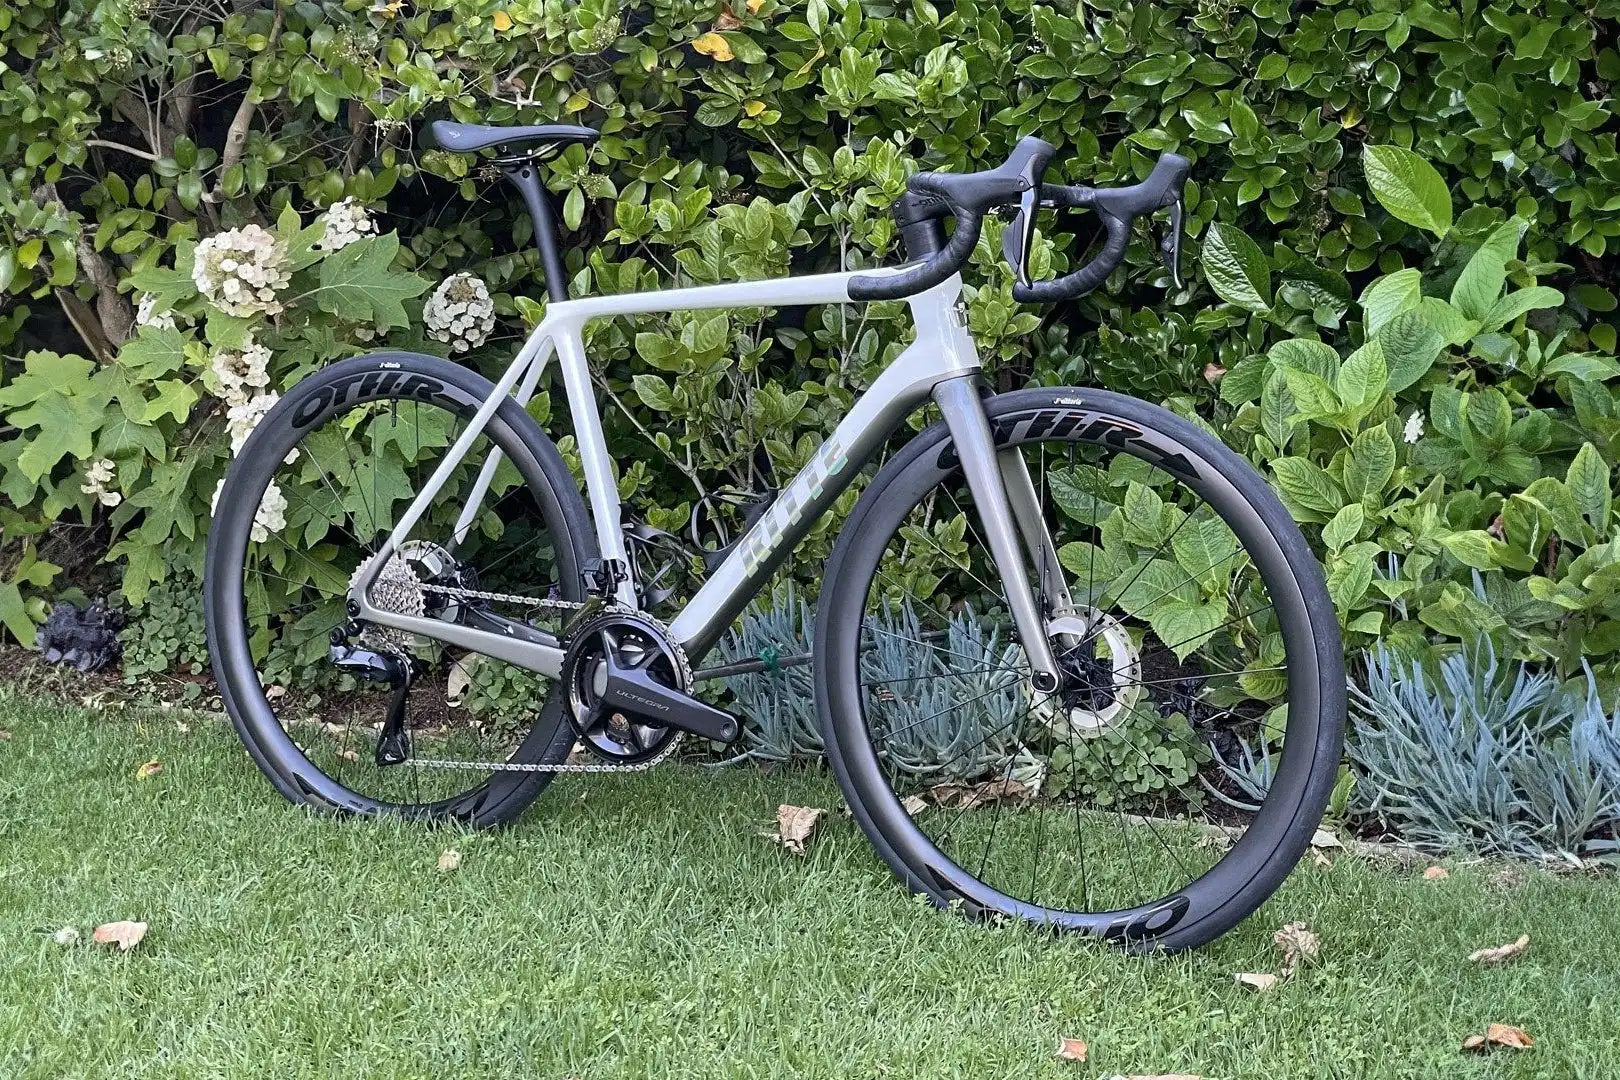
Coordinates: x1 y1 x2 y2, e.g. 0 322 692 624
500 160 569 303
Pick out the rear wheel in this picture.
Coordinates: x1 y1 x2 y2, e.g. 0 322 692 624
204 353 593 826
815 387 1344 949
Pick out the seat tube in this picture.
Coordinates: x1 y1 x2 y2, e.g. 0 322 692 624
554 319 637 606
932 377 1061 691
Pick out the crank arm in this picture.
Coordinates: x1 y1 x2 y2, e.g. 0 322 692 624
600 652 739 743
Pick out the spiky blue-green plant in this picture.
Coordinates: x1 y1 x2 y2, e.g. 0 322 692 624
1349 640 1620 860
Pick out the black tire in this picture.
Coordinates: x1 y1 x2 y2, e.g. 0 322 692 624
815 387 1345 949
204 353 595 827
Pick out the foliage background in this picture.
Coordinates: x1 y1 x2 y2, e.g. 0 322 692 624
2 0 1619 705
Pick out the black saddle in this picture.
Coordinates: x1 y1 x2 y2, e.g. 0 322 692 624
428 120 599 155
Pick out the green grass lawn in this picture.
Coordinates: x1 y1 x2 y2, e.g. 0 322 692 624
2 691 1617 1079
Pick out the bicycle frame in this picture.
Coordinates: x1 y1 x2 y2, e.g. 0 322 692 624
348 266 1065 687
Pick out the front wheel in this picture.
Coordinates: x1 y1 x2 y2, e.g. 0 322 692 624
815 387 1345 949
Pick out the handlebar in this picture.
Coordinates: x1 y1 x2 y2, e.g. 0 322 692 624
847 135 1056 302
1013 152 1191 303
845 141 1190 305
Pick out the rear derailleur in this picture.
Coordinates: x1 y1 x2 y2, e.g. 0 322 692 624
328 624 423 767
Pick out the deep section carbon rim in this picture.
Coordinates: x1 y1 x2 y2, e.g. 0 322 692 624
822 389 1342 944
207 357 585 818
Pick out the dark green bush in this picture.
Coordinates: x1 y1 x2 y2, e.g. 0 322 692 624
1 0 1618 693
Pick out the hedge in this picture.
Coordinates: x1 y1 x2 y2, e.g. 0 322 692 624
1 0 1618 691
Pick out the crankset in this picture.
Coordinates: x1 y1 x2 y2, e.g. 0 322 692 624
562 609 738 763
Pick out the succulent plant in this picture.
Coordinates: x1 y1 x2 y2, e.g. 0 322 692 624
1349 639 1620 860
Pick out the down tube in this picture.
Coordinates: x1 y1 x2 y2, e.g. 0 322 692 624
668 357 966 659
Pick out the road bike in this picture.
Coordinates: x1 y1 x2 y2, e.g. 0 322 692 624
205 121 1345 949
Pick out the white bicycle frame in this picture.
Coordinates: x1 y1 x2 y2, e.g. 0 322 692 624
348 266 1068 689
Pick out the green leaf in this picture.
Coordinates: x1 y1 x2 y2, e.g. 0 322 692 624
142 379 199 424
1362 145 1452 236
1219 355 1269 404
312 234 429 329
1359 268 1423 335
1268 338 1339 379
1280 367 1341 420
1335 341 1388 412
1343 425 1396 502
1450 218 1525 321
1147 596 1229 662
1049 466 1114 525
1322 503 1365 551
1375 309 1447 394
1327 544 1376 610
632 374 677 412
1170 513 1240 592
1482 286 1563 331
123 263 195 312
0 350 95 409
1199 223 1272 312
1270 457 1344 517
1567 442 1613 533
0 580 35 646
1440 530 1503 570
117 327 189 379
1114 558 1196 616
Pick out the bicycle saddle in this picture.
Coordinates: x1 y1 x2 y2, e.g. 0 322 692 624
428 121 600 154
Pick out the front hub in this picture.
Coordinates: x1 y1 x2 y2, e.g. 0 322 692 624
1032 610 1143 739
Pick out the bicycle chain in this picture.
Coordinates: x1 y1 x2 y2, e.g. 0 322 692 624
404 586 687 774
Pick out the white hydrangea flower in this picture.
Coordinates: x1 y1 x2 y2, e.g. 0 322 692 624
191 224 291 317
1403 410 1425 444
209 339 272 407
213 478 288 542
80 457 122 507
225 392 298 465
423 272 496 353
227 392 280 453
316 197 377 252
254 481 289 542
134 293 177 331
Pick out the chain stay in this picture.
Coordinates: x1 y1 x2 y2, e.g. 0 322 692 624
403 587 686 773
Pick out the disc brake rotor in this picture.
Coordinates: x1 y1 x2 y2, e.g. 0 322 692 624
1032 609 1143 738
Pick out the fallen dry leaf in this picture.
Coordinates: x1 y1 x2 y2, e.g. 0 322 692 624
1234 972 1280 993
927 778 1032 810
1054 1037 1088 1062
92 920 147 951
692 31 735 61
491 9 513 31
1461 1023 1533 1052
715 7 742 30
1309 827 1342 849
1203 362 1226 382
1468 933 1529 965
1274 921 1320 977
264 684 286 701
52 927 80 946
901 794 928 817
437 849 462 872
1423 866 1450 881
773 804 824 855
1311 849 1333 868
0 729 12 740
133 760 163 781
339 749 360 762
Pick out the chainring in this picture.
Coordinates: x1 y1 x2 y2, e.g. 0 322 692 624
561 608 690 764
